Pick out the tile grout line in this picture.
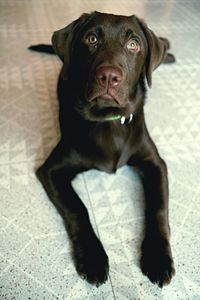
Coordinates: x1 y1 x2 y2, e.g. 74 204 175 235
7 90 33 106
0 157 44 166
173 196 197 242
0 197 37 234
0 256 12 278
179 184 200 240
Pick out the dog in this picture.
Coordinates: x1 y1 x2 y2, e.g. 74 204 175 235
29 11 176 288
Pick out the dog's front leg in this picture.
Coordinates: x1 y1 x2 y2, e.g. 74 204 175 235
36 142 109 286
129 134 175 287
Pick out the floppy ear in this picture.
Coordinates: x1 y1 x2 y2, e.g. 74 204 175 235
52 13 90 80
137 18 169 87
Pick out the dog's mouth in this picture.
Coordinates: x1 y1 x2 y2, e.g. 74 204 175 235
77 86 132 123
87 93 126 121
87 105 133 124
75 97 133 124
89 91 124 107
86 82 128 105
98 93 118 103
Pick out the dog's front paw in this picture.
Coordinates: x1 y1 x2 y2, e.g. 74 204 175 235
73 233 109 287
141 236 175 287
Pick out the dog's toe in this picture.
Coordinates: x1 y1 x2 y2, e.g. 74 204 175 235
73 234 109 286
141 236 175 287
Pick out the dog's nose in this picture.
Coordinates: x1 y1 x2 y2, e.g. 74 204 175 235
96 67 123 88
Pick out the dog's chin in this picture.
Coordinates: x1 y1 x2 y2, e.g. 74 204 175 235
75 98 131 123
76 105 120 122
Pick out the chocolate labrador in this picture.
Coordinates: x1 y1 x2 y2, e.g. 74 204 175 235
29 11 175 287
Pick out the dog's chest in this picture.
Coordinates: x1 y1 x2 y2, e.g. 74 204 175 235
90 124 133 173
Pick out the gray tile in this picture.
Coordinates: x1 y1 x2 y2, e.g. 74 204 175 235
181 206 200 240
0 184 32 220
0 256 10 275
173 230 200 297
0 265 60 300
13 196 65 237
0 215 9 232
0 224 31 263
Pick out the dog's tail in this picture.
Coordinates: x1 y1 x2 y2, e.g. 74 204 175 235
28 44 55 55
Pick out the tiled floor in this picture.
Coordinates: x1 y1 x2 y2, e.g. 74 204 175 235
0 0 200 299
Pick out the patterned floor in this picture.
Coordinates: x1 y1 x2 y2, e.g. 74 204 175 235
0 0 200 299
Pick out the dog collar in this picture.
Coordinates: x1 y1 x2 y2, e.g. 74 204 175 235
105 113 133 125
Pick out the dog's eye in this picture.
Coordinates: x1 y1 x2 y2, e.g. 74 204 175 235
86 34 98 46
127 39 140 52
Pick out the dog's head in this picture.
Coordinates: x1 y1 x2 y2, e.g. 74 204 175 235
52 12 174 122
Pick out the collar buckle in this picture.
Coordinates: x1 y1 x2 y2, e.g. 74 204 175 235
120 113 133 125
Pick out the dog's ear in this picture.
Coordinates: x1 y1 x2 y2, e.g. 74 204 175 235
52 13 90 80
136 18 170 87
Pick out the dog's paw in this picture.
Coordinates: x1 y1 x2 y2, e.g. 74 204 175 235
164 53 176 64
73 234 109 287
141 236 175 287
